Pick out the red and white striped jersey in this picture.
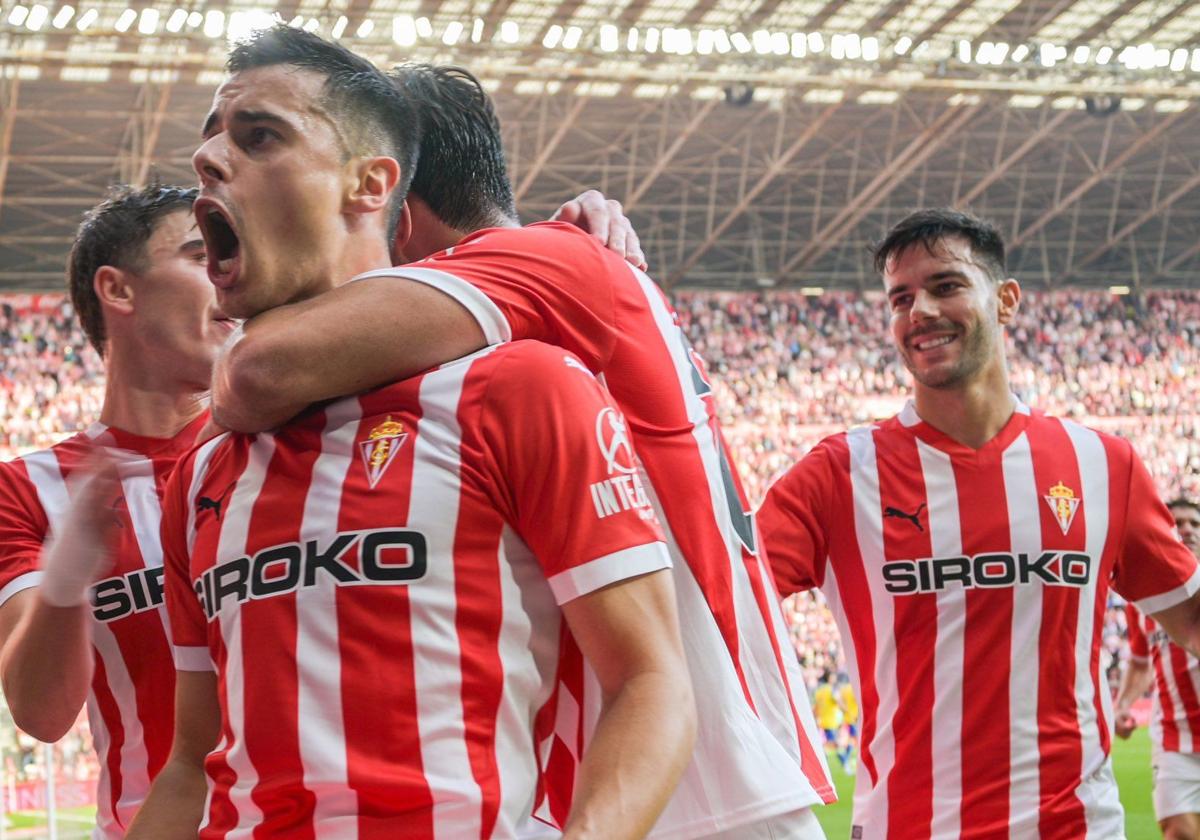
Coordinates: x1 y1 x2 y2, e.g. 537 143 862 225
758 400 1200 840
355 222 834 837
0 415 209 839
1127 604 1200 754
162 341 672 839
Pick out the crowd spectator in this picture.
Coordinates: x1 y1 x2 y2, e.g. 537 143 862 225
3 290 1198 690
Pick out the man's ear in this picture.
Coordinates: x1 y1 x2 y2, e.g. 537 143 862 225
997 277 1021 325
391 200 413 265
94 265 135 317
346 155 401 216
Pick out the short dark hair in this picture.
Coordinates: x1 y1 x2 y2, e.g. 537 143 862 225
67 184 198 356
1167 497 1199 515
873 208 1007 282
391 64 518 231
227 25 421 237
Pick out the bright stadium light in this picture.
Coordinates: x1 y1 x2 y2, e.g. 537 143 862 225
730 31 751 54
138 7 159 33
441 20 461 44
661 27 678 53
227 10 275 41
1094 45 1112 65
713 29 730 54
845 33 861 59
7 5 29 26
562 25 582 49
356 18 373 37
770 31 788 55
302 17 319 32
958 39 971 63
993 42 1010 63
471 18 483 42
807 32 823 53
25 3 48 29
51 5 74 28
697 29 714 55
542 24 562 48
644 27 659 52
75 7 97 28
203 9 224 37
679 28 695 55
392 15 416 45
115 8 136 31
499 20 518 43
1192 48 1200 71
1155 46 1170 67
830 34 845 59
1073 45 1089 63
1011 43 1029 61
331 15 348 38
415 17 432 37
599 23 618 52
893 36 911 55
1039 43 1056 66
1109 285 1131 295
1170 48 1187 72
626 27 638 50
166 8 187 32
862 36 879 61
790 32 806 57
752 29 770 55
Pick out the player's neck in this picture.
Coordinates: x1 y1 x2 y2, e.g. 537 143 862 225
99 349 208 439
911 360 1015 450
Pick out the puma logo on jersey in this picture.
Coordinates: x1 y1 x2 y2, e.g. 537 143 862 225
883 551 1094 594
193 529 428 620
197 495 225 520
884 503 926 532
91 567 165 622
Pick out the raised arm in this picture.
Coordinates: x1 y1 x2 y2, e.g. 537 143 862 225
211 191 640 434
0 458 119 741
560 570 695 840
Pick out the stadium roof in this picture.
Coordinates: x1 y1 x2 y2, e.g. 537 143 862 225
1 0 1199 291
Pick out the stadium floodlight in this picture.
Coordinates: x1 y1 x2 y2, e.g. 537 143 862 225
1193 49 1200 72
471 18 483 43
626 27 638 50
1154 46 1170 68
393 15 416 46
499 20 518 43
7 5 29 26
1170 48 1187 72
356 19 373 37
1039 43 1056 67
958 40 971 63
730 31 751 54
993 42 1009 63
187 10 201 27
697 29 714 55
752 30 771 55
770 31 788 56
75 7 97 28
644 27 659 53
331 15 348 38
24 3 47 29
115 8 136 31
1109 285 1131 295
1011 43 1029 61
661 27 677 53
51 5 74 28
790 33 806 58
441 20 461 45
599 23 618 52
562 26 582 49
1095 45 1111 65
302 17 319 32
1073 45 1089 64
975 42 992 63
542 24 562 49
138 7 158 34
202 9 223 37
862 36 879 61
801 287 824 296
679 29 695 55
713 29 730 54
830 34 845 60
807 32 823 53
415 17 432 37
227 10 277 41
166 8 187 32
845 33 861 60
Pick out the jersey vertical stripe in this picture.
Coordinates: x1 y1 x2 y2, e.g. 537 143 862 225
1128 606 1200 755
758 404 1200 839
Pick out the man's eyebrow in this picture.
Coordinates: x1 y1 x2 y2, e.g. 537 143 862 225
201 109 290 139
180 238 205 252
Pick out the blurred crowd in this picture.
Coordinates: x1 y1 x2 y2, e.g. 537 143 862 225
3 290 1198 692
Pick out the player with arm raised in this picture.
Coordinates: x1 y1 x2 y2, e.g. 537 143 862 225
0 185 235 838
757 208 1200 839
128 27 694 838
208 61 832 839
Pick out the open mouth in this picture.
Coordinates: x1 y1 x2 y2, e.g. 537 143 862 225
196 200 241 289
911 333 957 352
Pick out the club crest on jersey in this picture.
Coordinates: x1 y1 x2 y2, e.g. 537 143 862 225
359 416 408 489
1044 480 1081 535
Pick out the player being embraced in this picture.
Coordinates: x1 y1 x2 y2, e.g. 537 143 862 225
757 208 1200 839
127 26 694 840
208 62 832 839
0 184 233 838
1116 498 1200 840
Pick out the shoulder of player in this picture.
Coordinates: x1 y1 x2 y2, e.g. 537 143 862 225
1024 410 1134 458
467 340 597 388
441 222 620 270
